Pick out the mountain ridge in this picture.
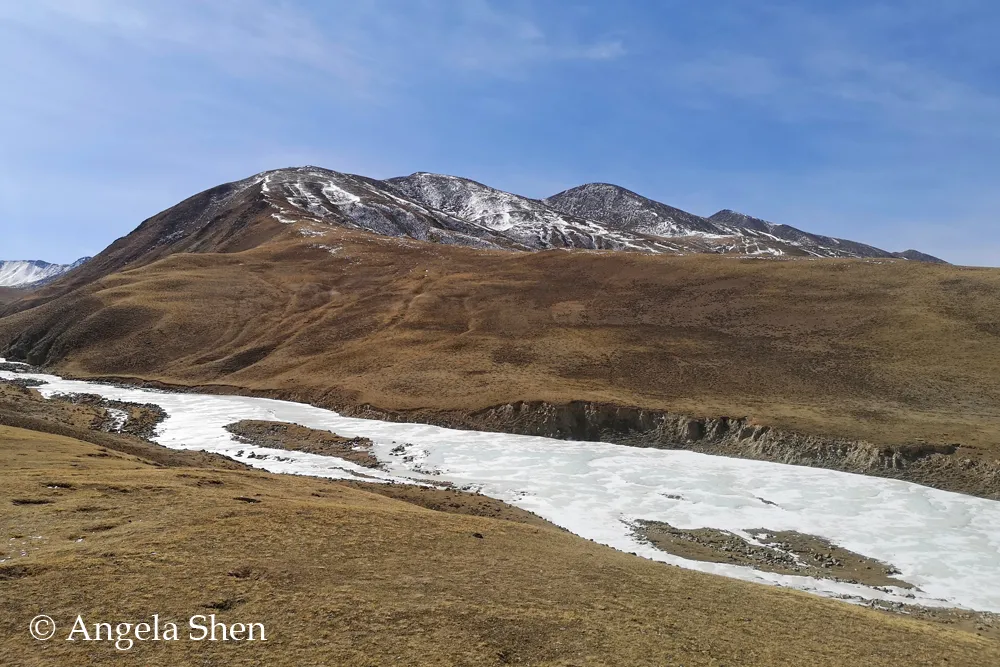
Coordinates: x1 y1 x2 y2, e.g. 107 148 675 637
545 182 723 237
0 258 90 288
707 209 947 262
385 172 669 252
1 164 945 313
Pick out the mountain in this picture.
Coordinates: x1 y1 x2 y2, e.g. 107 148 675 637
5 163 954 324
22 167 945 298
385 172 668 251
1 162 998 498
545 182 722 237
545 184 945 262
707 210 946 262
261 167 522 250
0 258 89 288
892 249 948 263
4 166 951 316
8 167 530 311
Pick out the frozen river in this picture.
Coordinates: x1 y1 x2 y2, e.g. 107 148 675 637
4 361 1000 613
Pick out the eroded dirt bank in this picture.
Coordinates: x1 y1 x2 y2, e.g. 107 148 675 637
631 520 911 589
338 400 1000 500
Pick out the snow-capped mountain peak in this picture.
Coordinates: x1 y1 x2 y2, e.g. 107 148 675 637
707 210 946 261
387 172 548 232
24 166 942 294
0 258 90 288
255 166 518 250
544 183 724 237
248 168 948 261
384 172 665 251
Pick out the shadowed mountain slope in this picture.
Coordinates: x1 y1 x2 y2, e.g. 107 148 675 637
545 182 722 237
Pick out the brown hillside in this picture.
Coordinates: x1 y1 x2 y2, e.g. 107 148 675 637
0 287 28 305
2 221 1000 461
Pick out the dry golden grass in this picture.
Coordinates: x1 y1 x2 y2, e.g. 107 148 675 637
3 424 999 666
0 287 26 305
4 225 1000 455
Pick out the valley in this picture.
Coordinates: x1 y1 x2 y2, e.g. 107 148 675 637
3 364 1000 665
2 219 998 496
2 166 999 664
5 362 1000 614
6 3 997 663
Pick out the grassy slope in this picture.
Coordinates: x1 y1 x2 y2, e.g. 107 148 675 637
3 227 999 453
0 287 28 305
2 424 998 666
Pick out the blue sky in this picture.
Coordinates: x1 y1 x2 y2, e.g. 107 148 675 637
1 1 997 265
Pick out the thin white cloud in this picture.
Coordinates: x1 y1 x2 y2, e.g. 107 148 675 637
663 4 1000 136
1 0 624 89
1 0 373 88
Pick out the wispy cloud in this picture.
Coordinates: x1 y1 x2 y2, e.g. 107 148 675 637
1 0 373 88
429 0 624 73
663 3 1000 136
1 0 624 90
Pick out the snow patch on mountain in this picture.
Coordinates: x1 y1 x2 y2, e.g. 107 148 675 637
708 210 946 262
204 167 942 261
255 167 517 250
136 165 946 263
542 184 944 262
386 172 663 252
545 183 724 238
0 258 90 287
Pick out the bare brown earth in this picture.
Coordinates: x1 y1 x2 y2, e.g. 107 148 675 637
0 286 27 305
633 520 911 589
340 480 558 528
225 419 381 468
4 422 1000 666
55 392 167 439
2 224 1000 494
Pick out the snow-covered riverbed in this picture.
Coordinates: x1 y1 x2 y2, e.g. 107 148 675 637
4 361 1000 613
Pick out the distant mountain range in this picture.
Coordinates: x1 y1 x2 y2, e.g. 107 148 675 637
0 258 89 288
1 165 944 298
255 167 944 261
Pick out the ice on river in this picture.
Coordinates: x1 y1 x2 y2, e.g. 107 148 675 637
3 363 999 613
